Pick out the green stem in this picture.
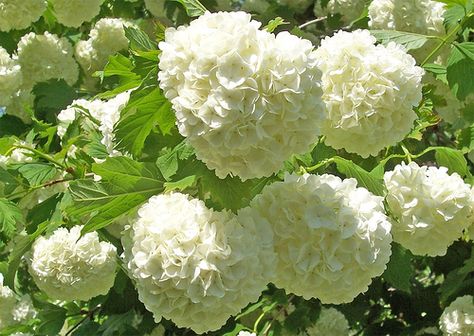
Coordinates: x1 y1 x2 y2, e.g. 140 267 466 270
305 157 335 172
7 178 72 201
13 145 67 170
421 13 473 66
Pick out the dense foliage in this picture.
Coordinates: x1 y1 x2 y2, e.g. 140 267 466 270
1 0 474 335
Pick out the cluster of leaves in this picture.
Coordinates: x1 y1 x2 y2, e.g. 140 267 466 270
0 0 474 335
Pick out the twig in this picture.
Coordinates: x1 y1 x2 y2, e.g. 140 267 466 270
299 17 327 29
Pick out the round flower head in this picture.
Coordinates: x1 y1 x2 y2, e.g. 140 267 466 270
369 0 445 36
50 0 105 27
158 11 325 180
3 89 34 124
16 32 78 89
0 140 34 168
75 18 129 82
145 0 166 17
0 274 17 329
57 91 131 157
122 192 275 333
439 295 474 335
306 307 350 336
314 0 366 23
28 225 117 301
0 47 22 107
0 0 47 32
314 30 423 157
251 173 392 304
384 162 474 256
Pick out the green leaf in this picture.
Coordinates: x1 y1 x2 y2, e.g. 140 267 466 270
124 26 157 52
164 175 197 192
18 163 57 186
439 251 474 303
458 124 474 151
435 147 468 176
33 79 77 111
0 198 22 242
99 53 140 81
370 30 432 51
171 0 207 17
26 193 63 234
156 140 194 180
447 42 474 100
36 303 67 336
264 17 289 32
115 87 175 157
332 157 384 196
435 0 467 8
68 157 164 233
383 243 413 293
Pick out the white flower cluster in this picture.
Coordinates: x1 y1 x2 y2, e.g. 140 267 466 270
314 30 423 157
384 162 474 256
237 332 256 336
122 192 275 333
439 295 474 335
369 0 445 36
75 18 129 87
28 226 117 301
3 89 35 124
16 32 78 89
250 173 392 304
158 11 325 180
0 47 22 107
305 307 350 336
57 91 131 156
314 0 366 23
0 274 36 330
145 0 166 17
0 0 47 32
50 0 105 27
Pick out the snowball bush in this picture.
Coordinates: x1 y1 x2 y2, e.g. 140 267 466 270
369 0 445 36
28 226 118 301
0 274 17 329
305 307 350 336
439 295 474 335
16 32 78 89
314 0 366 23
0 47 22 107
57 91 131 156
314 30 424 157
50 0 105 27
250 173 392 304
75 18 130 85
384 162 474 256
0 0 47 32
158 11 325 180
122 192 275 333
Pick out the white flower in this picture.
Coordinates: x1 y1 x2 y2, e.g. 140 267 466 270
237 332 256 336
439 295 474 335
306 307 350 336
50 0 105 27
16 32 78 89
314 0 366 23
0 0 47 32
158 11 325 180
0 47 22 107
57 91 131 157
369 0 445 36
144 0 166 17
3 89 34 124
75 18 130 84
0 140 34 168
314 30 424 157
384 162 474 256
122 192 275 333
12 295 36 323
28 225 117 301
0 274 17 329
251 173 392 304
